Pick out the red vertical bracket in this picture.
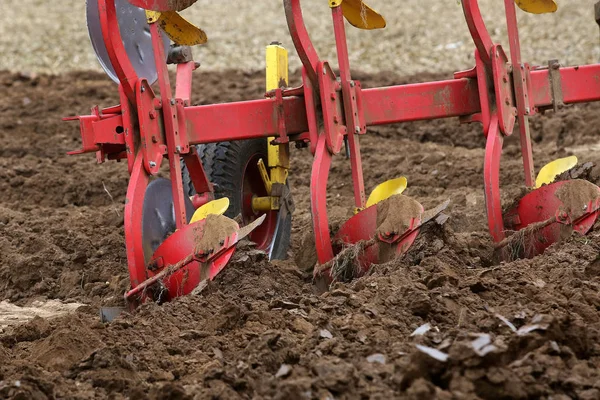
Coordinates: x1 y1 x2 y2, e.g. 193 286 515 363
119 85 137 174
504 0 535 188
272 88 290 145
317 61 345 154
331 4 366 208
175 61 195 105
149 22 187 229
491 45 516 135
136 79 166 175
483 115 506 242
311 135 334 264
302 67 319 155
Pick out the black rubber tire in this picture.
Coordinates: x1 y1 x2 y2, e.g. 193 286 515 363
181 139 292 259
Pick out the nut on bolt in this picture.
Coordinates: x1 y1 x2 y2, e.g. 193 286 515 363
149 161 157 168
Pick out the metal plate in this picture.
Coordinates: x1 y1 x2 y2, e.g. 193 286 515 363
141 178 195 264
86 0 169 85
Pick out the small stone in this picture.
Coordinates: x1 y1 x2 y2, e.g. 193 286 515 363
270 299 300 309
319 329 333 339
213 347 223 359
275 364 292 378
366 353 386 364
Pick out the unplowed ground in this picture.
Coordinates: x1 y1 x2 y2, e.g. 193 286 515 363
1 70 600 399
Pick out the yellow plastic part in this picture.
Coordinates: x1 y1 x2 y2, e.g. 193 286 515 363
515 0 557 14
146 10 207 46
365 177 408 208
190 198 230 224
535 156 578 188
329 0 386 30
265 44 290 186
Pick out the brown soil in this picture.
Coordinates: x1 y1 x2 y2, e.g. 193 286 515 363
376 194 424 238
196 214 239 254
1 69 600 399
556 179 600 218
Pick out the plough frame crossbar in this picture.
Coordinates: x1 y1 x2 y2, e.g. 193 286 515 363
70 0 600 294
72 64 600 148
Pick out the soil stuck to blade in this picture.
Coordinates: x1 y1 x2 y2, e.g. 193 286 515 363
555 178 600 217
195 213 239 254
376 194 424 237
1 70 600 399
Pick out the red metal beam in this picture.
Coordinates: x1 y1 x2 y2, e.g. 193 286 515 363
73 63 600 157
530 64 600 107
361 78 481 125
185 96 309 144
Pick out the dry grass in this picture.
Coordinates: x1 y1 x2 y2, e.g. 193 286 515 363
1 0 599 75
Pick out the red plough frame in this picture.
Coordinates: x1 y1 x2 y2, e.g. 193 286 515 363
69 0 600 298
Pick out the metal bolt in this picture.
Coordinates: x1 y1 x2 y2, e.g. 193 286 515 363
503 75 508 83
525 107 530 115
330 93 336 101
149 110 157 120
350 81 355 87
151 136 158 143
170 99 176 106
355 126 360 134
149 161 157 168
141 86 145 92
505 97 510 106
176 145 182 153
333 116 339 124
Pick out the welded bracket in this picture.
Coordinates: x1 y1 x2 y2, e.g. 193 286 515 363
271 88 290 145
136 79 166 175
548 59 564 112
491 45 516 135
341 80 366 135
318 61 346 154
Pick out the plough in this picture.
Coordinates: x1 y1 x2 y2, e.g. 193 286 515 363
68 0 600 307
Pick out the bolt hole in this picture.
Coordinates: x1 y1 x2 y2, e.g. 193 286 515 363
116 126 124 134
